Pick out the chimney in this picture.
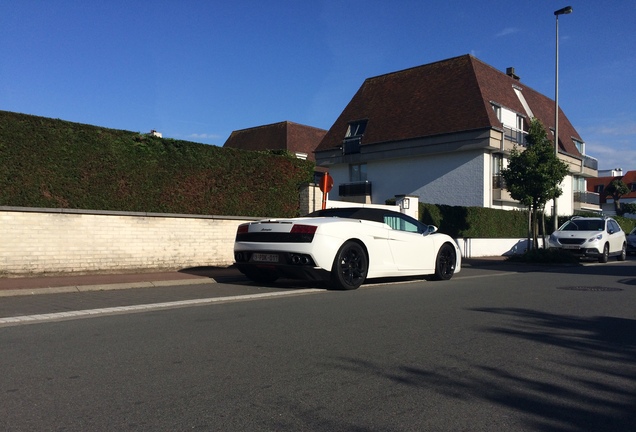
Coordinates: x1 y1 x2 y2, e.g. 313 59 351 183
506 67 520 80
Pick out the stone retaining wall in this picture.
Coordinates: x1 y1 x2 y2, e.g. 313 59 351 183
0 207 256 277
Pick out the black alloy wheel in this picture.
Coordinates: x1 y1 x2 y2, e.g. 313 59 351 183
432 243 456 281
331 241 368 290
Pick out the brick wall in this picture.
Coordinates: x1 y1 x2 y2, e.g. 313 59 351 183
0 207 258 277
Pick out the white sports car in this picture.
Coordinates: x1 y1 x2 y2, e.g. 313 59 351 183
233 207 461 290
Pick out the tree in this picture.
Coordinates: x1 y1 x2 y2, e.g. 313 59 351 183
622 202 636 216
501 118 570 250
604 179 629 215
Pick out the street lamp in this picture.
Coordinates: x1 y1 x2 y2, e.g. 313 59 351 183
553 5 573 233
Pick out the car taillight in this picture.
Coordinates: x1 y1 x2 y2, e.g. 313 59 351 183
290 224 317 234
237 224 249 234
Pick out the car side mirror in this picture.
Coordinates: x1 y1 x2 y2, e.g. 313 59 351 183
427 225 438 234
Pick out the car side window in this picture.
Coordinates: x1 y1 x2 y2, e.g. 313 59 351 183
608 220 621 233
383 214 424 234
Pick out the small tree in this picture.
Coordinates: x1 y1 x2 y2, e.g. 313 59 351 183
605 179 629 215
622 202 636 216
501 118 570 250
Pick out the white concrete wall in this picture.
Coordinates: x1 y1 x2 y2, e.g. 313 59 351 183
544 174 574 217
0 207 255 276
457 237 545 258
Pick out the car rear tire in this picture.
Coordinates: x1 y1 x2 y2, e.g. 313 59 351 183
330 241 368 290
432 243 456 281
598 244 609 263
618 243 626 261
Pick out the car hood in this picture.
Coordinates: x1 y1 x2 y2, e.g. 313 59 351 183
553 230 603 239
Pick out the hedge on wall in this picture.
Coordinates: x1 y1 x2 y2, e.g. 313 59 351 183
0 111 314 217
419 203 636 238
420 203 529 238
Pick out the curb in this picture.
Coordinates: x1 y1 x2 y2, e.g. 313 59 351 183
0 278 219 298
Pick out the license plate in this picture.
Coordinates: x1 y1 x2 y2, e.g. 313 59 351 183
252 253 279 263
562 245 580 250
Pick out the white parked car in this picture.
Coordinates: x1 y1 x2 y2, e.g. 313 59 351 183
549 216 627 263
234 207 461 290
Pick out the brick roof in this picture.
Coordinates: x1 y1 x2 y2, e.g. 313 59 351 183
223 121 326 161
315 54 583 157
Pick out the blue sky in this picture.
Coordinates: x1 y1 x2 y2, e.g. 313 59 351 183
1 1 635 171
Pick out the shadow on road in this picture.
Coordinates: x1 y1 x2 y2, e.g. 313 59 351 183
325 308 636 431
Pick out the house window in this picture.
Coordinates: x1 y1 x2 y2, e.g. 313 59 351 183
631 183 636 192
492 154 503 188
573 139 585 154
349 163 367 182
594 185 604 194
491 104 502 122
573 176 585 193
345 120 368 138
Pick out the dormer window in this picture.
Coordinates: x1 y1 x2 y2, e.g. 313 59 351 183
573 139 585 155
342 120 367 155
491 104 502 122
345 120 367 138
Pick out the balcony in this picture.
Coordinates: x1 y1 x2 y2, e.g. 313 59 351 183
579 155 598 177
504 127 528 147
574 191 600 205
342 137 361 155
339 181 372 197
573 191 601 212
496 127 528 153
583 155 598 170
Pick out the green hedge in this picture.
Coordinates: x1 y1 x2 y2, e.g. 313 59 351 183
0 111 314 217
419 203 528 238
418 202 636 238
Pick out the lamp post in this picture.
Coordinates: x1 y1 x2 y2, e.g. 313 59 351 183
553 5 573 233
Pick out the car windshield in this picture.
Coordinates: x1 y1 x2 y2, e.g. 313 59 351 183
561 220 604 231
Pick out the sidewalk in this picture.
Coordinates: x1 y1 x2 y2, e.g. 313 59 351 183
0 267 244 297
0 257 508 297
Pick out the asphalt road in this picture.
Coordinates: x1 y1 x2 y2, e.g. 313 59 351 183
1 260 635 431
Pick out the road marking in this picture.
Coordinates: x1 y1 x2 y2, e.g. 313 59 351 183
0 289 323 327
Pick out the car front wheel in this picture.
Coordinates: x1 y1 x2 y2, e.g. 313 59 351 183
331 241 368 290
432 243 456 280
599 244 609 263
